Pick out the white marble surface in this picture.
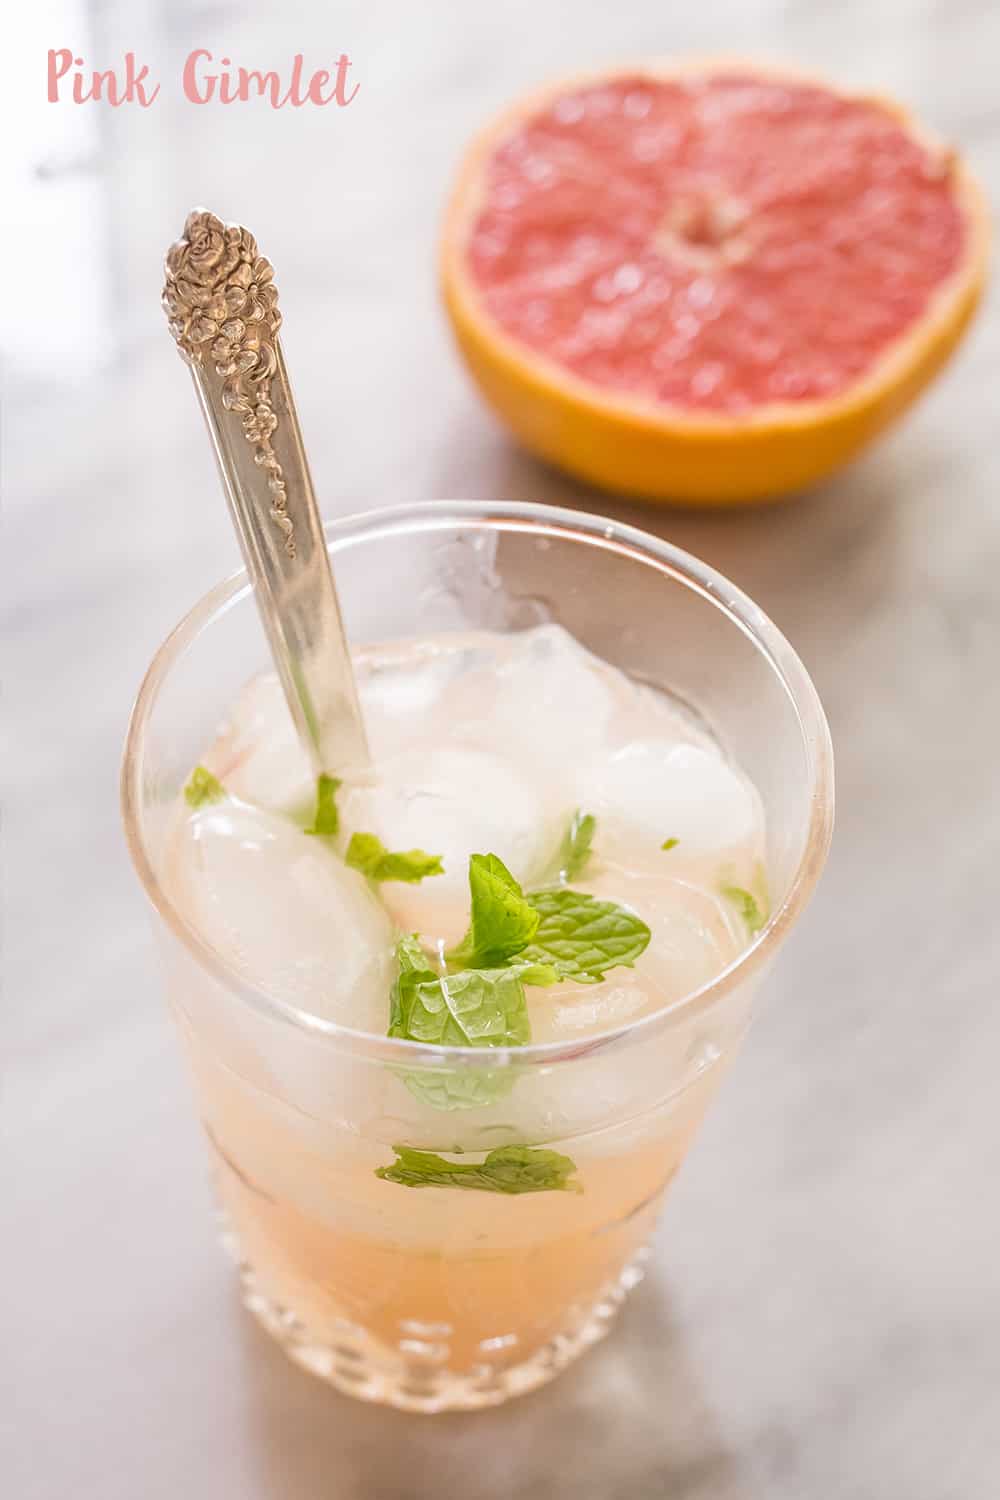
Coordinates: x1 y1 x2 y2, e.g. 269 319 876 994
6 2 1000 1496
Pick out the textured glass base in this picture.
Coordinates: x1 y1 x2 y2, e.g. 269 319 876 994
222 1221 651 1412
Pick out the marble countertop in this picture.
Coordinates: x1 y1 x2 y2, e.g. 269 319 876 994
6 2 999 1496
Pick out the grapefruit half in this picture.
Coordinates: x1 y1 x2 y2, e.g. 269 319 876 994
441 61 989 504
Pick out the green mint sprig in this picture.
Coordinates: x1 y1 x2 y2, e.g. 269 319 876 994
304 773 341 836
519 887 651 984
302 772 444 882
184 766 225 808
397 1066 519 1113
388 937 532 1049
388 935 437 1034
720 882 768 934
375 1143 580 1194
719 860 770 935
387 931 556 1111
444 853 540 969
346 832 444 884
385 852 649 1110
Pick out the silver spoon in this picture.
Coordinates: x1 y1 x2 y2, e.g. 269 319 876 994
162 208 369 778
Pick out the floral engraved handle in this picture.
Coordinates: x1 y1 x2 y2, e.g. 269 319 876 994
162 210 294 557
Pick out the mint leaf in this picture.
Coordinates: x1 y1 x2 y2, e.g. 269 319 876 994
519 887 651 984
388 935 438 1035
346 832 444 884
720 883 767 934
445 853 539 969
441 853 649 987
398 1067 518 1112
304 773 341 836
514 962 560 987
389 960 531 1048
375 1144 580 1194
184 766 225 808
661 837 679 852
386 937 554 1111
394 966 557 1109
557 809 596 881
396 935 432 975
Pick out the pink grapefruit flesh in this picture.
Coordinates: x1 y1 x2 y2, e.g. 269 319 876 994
443 64 988 502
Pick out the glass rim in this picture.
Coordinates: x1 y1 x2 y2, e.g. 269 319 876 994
121 499 834 1069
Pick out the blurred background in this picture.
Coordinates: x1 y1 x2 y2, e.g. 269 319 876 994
5 3 999 1498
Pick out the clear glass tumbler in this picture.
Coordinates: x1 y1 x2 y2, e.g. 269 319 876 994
121 501 833 1411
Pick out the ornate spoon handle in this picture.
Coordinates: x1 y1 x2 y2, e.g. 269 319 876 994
162 208 369 777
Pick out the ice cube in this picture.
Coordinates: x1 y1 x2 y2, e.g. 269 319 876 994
341 745 556 948
357 639 490 751
525 866 740 1043
169 800 396 1032
442 624 618 776
574 737 761 864
208 641 494 818
527 971 655 1044
212 674 314 819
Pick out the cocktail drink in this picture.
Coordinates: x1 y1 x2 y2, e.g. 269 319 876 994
122 502 832 1410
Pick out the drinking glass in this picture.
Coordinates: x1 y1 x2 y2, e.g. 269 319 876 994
121 500 833 1411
